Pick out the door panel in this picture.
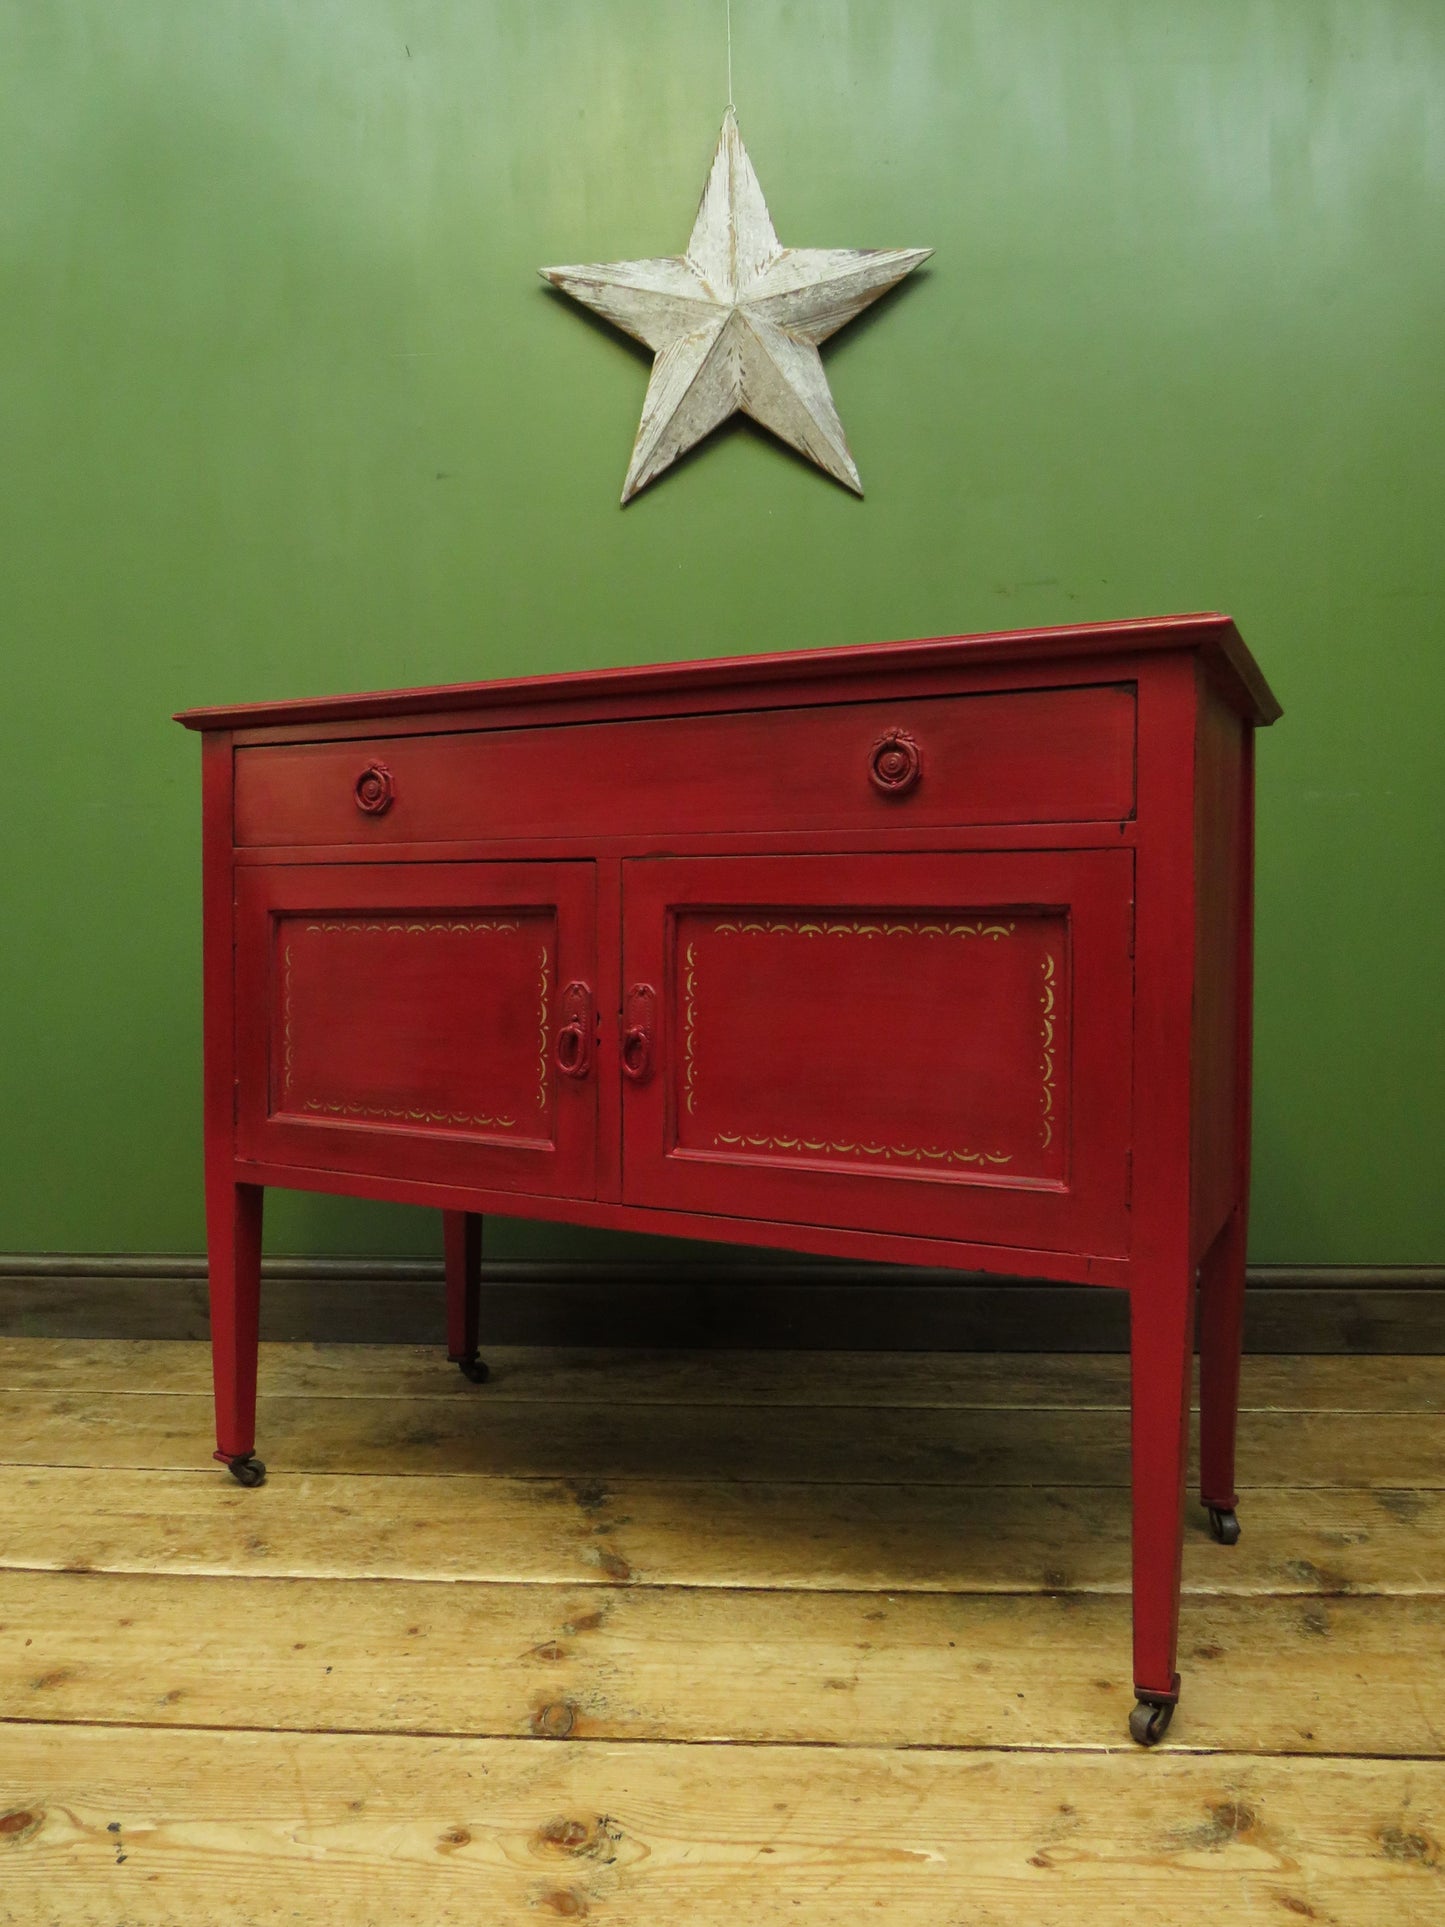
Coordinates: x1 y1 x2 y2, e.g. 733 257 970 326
621 852 1132 1255
236 863 597 1197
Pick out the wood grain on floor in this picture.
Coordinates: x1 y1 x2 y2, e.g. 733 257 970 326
1 1340 1442 1925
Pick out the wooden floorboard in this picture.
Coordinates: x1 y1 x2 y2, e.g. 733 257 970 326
5 1389 1442 1488
3 1570 1443 1755
3 1466 1439 1592
1 1342 1441 1925
4 1726 1443 1926
7 1338 1445 1409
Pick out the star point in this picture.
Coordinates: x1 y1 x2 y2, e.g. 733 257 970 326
542 113 930 502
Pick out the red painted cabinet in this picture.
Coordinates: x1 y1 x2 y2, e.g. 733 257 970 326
177 614 1281 1746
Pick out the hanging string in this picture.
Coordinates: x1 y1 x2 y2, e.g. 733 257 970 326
726 0 735 109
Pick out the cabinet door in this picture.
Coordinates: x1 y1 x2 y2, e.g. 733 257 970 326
235 862 597 1197
620 852 1132 1256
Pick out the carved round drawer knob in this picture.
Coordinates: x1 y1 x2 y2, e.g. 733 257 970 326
868 729 922 796
354 762 395 816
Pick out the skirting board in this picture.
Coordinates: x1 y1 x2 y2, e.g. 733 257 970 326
1 1257 1442 1352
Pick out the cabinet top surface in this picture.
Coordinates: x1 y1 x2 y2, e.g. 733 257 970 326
175 610 1280 733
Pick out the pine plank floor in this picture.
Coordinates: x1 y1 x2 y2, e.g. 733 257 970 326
1 1339 1442 1925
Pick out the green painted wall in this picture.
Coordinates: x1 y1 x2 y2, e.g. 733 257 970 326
2 1 1441 1264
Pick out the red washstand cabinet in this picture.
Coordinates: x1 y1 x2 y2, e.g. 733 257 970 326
176 613 1281 1746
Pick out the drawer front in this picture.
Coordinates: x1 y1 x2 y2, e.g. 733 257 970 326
233 684 1136 846
619 850 1134 1257
234 861 598 1197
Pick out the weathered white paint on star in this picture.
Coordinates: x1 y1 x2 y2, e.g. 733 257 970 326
542 110 931 503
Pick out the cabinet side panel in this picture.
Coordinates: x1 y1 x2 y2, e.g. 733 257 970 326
1129 657 1200 1281
1191 690 1248 1255
200 732 238 1167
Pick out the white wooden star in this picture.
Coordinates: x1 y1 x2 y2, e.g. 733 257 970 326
542 110 931 503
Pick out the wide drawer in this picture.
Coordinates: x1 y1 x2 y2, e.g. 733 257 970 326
233 683 1136 847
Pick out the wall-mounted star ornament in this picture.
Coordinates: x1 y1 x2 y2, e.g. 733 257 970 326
541 110 931 503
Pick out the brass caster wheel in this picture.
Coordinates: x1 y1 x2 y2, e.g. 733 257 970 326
227 1454 266 1488
1208 1506 1241 1546
1129 1697 1176 1747
456 1354 490 1385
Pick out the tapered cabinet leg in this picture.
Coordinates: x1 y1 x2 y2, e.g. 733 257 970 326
1198 1207 1247 1538
206 1178 265 1485
1128 1260 1198 1743
444 1210 488 1384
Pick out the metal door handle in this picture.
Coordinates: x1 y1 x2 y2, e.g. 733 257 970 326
554 981 594 1079
622 983 656 1083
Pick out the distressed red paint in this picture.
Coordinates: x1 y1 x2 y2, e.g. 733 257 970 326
176 613 1280 1742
